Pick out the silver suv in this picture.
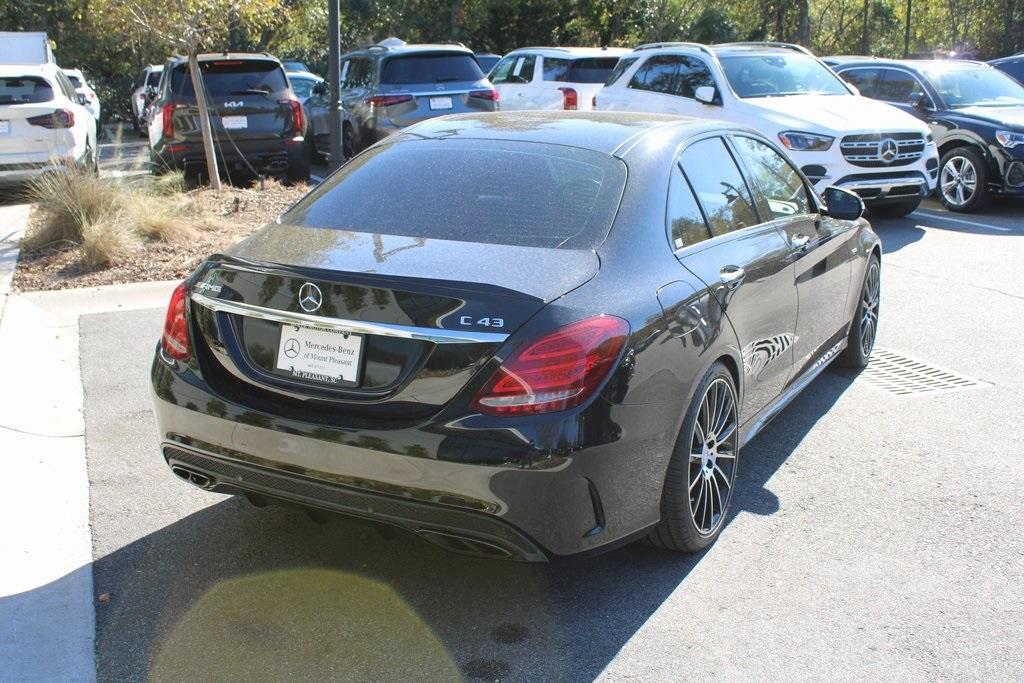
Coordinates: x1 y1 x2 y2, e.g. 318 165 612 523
309 38 498 159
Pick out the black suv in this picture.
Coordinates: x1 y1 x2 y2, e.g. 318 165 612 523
832 58 1024 212
990 53 1024 85
304 39 497 159
147 53 310 183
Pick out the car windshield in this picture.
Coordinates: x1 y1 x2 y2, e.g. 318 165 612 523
719 53 850 98
919 64 1024 107
380 53 484 84
281 139 626 250
169 60 289 98
0 76 54 104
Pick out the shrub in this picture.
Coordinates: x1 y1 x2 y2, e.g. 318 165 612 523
22 165 122 250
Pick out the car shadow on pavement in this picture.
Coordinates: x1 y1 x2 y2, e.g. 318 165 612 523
3 373 854 682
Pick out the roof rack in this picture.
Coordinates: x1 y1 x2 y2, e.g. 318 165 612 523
714 41 814 56
633 42 714 57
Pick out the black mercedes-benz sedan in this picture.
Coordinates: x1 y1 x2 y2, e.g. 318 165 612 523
151 112 880 561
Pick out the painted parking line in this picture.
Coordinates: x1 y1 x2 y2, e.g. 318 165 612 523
910 210 1012 232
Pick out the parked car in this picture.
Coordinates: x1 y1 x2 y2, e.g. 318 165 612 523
287 71 324 104
0 62 97 186
147 53 309 183
989 53 1024 85
282 60 311 74
832 58 1024 212
306 38 497 160
597 42 940 217
151 111 880 561
475 52 502 73
62 68 100 132
131 64 162 134
489 46 630 110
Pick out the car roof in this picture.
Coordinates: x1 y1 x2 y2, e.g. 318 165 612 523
833 58 991 71
62 68 84 76
0 63 57 76
168 53 282 65
505 46 631 58
989 54 1024 64
348 43 475 58
392 111 744 156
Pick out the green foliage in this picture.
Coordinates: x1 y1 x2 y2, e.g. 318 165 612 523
3 0 1023 125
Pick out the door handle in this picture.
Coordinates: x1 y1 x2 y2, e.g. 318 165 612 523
719 265 745 288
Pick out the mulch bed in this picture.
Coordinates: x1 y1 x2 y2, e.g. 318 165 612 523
12 182 309 292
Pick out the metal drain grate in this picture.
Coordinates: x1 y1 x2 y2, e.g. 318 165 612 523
856 347 989 396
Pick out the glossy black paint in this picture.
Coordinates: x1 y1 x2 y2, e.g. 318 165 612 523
151 112 879 560
834 59 1024 197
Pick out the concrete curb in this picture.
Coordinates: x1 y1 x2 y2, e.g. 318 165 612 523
0 203 30 325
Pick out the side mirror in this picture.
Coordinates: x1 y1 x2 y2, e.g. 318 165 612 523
910 92 933 111
822 186 864 221
694 85 719 105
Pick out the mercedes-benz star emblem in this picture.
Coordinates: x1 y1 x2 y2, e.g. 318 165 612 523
283 338 300 358
878 138 899 163
298 282 322 313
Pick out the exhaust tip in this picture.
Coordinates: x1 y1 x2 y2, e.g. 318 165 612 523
170 465 213 489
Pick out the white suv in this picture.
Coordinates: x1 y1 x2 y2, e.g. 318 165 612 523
0 62 97 186
490 46 630 111
597 42 939 217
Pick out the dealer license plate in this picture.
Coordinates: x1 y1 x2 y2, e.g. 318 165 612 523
276 323 363 385
429 96 453 110
221 115 247 130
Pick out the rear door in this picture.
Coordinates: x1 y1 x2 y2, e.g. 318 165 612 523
730 134 853 377
672 136 798 423
167 59 297 142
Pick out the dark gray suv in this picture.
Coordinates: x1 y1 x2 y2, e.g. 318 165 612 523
306 39 499 159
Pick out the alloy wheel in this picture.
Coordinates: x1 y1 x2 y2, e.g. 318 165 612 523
940 155 977 207
860 260 880 357
688 377 738 536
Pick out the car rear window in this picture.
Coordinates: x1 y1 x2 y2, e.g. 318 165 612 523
282 139 626 250
66 74 83 87
380 53 484 85
147 70 162 88
543 57 621 83
0 76 54 104
169 60 289 98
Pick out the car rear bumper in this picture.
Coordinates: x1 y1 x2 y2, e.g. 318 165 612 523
153 138 306 175
151 351 680 561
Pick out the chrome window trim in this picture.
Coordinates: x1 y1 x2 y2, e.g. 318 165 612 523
191 292 508 345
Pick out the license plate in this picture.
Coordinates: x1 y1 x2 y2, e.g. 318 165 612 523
276 323 363 385
429 96 453 110
0 121 9 135
221 115 247 130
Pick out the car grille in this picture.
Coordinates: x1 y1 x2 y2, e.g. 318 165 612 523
840 133 926 168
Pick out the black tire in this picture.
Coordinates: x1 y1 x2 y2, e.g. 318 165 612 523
938 146 992 213
840 253 880 369
647 361 740 553
287 155 311 185
868 197 921 218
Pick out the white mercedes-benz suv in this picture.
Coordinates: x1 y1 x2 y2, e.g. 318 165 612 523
597 42 939 217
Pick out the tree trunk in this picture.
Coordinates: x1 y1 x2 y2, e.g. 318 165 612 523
188 52 222 191
798 0 810 46
861 0 870 54
904 0 913 57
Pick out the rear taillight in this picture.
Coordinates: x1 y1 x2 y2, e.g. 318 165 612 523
27 109 74 128
471 315 629 416
559 87 578 111
280 97 304 135
469 89 500 102
161 103 175 138
161 282 190 361
366 94 414 108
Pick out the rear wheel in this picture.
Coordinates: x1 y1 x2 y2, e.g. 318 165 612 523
647 362 739 553
939 146 991 212
841 253 880 369
869 197 921 218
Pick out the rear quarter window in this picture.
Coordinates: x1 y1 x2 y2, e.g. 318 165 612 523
0 76 54 104
380 53 483 85
281 139 627 250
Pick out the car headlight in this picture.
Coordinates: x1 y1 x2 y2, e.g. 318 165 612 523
778 131 835 152
995 130 1024 148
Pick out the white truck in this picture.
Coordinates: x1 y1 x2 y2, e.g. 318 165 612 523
0 32 56 65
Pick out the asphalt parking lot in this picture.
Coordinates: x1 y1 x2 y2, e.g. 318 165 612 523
71 196 1024 681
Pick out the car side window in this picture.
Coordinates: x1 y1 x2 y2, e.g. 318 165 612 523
667 165 713 250
732 136 812 219
840 68 881 98
542 57 572 81
54 72 77 100
491 55 536 84
605 57 638 85
675 57 715 98
877 68 928 105
629 55 682 95
679 137 760 236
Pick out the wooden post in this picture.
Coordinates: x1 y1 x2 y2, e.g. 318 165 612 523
188 51 221 190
